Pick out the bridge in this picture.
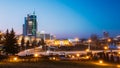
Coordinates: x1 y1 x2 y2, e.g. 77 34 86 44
17 46 120 56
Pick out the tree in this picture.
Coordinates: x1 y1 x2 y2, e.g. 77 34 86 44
0 31 4 44
41 38 45 45
32 39 37 47
0 31 2 43
41 38 46 50
38 40 41 46
90 34 101 49
26 40 30 49
21 36 25 50
3 29 19 55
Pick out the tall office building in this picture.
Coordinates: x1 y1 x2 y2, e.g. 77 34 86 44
23 12 37 37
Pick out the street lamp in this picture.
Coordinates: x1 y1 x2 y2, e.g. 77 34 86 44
86 56 89 59
107 38 112 52
99 60 103 64
86 49 90 52
88 39 92 51
13 57 18 61
118 52 120 55
104 46 108 50
104 46 108 53
107 38 111 42
34 53 38 57
107 38 111 47
71 55 75 59
76 53 80 57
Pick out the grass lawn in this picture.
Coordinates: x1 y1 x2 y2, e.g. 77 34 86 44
0 60 118 68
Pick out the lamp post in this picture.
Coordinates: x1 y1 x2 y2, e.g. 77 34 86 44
107 38 111 52
107 38 111 43
104 46 108 52
86 39 92 55
25 36 29 55
88 39 92 51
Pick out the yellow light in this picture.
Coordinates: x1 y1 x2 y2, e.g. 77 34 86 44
63 40 69 45
0 32 2 35
76 54 80 57
13 57 18 61
72 55 75 58
118 52 120 54
86 56 89 59
86 49 90 52
53 57 56 60
25 36 29 43
34 54 38 57
117 65 120 67
54 41 60 45
104 46 108 50
99 60 103 64
107 39 111 42
68 55 71 57
88 39 92 43
49 57 52 60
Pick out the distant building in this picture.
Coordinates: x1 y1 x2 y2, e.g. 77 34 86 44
103 31 109 38
23 12 37 37
53 40 72 46
37 31 56 40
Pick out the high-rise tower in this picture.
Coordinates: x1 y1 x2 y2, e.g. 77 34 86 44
23 12 37 37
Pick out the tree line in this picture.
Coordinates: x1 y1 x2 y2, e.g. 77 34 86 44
0 29 45 55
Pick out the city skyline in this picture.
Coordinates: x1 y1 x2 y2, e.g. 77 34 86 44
0 0 120 38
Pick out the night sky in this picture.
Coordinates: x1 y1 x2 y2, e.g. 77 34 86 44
0 0 120 38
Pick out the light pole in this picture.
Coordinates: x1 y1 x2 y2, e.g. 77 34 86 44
107 38 111 52
25 36 29 55
88 39 92 51
86 39 92 55
104 46 108 52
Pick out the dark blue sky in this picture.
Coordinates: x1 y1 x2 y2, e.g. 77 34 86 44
0 0 120 38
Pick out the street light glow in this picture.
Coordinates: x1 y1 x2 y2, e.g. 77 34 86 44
13 57 18 61
99 60 103 64
104 46 108 50
86 49 90 52
107 39 111 42
86 56 89 59
76 53 80 57
88 39 92 43
25 36 29 43
118 52 120 54
34 54 38 57
53 57 56 60
72 55 75 59
117 65 120 68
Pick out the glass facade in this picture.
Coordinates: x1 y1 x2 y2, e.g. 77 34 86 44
23 13 37 37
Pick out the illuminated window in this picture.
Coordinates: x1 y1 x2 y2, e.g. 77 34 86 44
29 21 32 25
